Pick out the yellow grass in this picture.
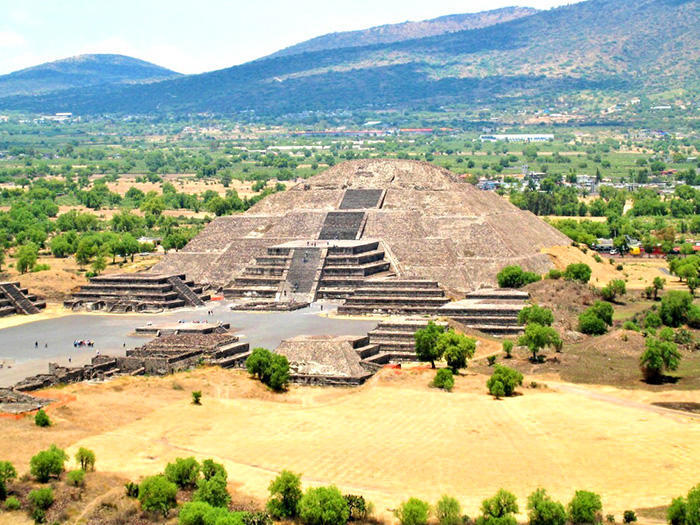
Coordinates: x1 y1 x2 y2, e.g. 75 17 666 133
3 368 698 520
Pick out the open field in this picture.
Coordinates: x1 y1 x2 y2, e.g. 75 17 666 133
2 367 698 522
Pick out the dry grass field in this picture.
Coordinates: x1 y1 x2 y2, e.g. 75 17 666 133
3 367 698 522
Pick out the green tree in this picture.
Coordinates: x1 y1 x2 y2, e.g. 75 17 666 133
518 305 554 326
568 491 603 524
518 323 561 361
667 496 686 525
660 291 694 327
67 469 86 487
564 263 592 284
487 366 524 398
436 331 476 373
75 447 96 471
267 470 302 519
652 277 665 300
436 495 462 525
201 459 227 481
503 340 514 358
298 485 349 525
0 461 17 501
194 473 231 508
267 354 290 392
432 369 455 391
91 253 107 275
414 321 447 368
28 486 54 510
497 266 541 288
138 475 178 517
30 445 68 482
527 489 566 525
15 242 38 274
34 409 51 427
396 498 431 525
601 280 626 302
640 337 681 383
164 457 201 489
246 348 272 379
476 489 519 525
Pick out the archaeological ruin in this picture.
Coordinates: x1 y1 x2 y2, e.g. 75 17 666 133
0 282 46 316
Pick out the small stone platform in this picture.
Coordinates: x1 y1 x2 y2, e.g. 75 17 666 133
134 321 231 336
0 388 50 414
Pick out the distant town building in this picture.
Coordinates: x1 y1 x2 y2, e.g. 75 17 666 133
479 134 554 143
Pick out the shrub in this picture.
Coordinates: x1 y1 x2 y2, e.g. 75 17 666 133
503 340 514 358
487 366 523 398
593 254 602 263
659 327 675 342
601 280 626 302
75 447 96 471
640 337 681 383
433 369 455 391
564 263 592 284
192 391 202 405
396 497 431 525
344 494 369 521
437 331 476 373
644 312 662 329
125 481 139 498
675 328 694 346
194 473 231 508
67 469 85 487
201 459 227 481
34 409 50 427
436 495 462 525
667 496 686 525
138 475 178 517
267 354 290 392
660 291 694 327
622 321 640 332
246 348 272 379
28 486 54 510
476 489 518 525
179 501 246 525
30 444 68 482
32 507 46 523
547 269 562 280
0 460 17 500
568 490 602 524
518 323 562 361
606 515 615 524
590 301 614 326
497 266 541 288
487 355 497 366
243 511 273 525
4 495 20 510
527 488 566 525
298 485 349 525
622 511 636 523
165 457 200 489
578 311 608 335
415 321 447 368
518 305 554 326
266 470 302 519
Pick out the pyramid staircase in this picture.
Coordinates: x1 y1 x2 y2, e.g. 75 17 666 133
337 280 450 316
437 289 529 336
0 282 45 316
364 318 450 364
316 241 392 299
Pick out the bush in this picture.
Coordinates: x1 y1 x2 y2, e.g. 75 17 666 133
246 348 290 391
165 457 201 489
487 355 497 366
67 469 85 487
344 494 369 521
644 312 662 329
667 496 686 525
660 291 694 327
201 459 227 481
30 444 68 482
243 511 273 525
601 280 626 302
125 481 139 498
564 263 592 284
606 514 615 524
590 301 614 326
640 337 681 383
675 327 694 346
547 269 562 280
437 331 476 373
192 391 202 405
476 489 518 525
415 321 447 368
28 486 54 510
266 470 302 519
622 321 640 332
34 409 50 427
31 507 46 523
503 340 514 358
436 495 462 525
568 490 602 524
298 486 349 525
138 475 178 517
246 348 272 379
4 495 20 510
179 501 246 525
396 498 431 525
497 266 541 288
433 369 455 391
578 311 608 335
194 473 231 508
518 305 554 327
0 460 17 500
527 489 566 525
622 511 636 523
518 323 562 361
487 366 523 398
75 447 96 471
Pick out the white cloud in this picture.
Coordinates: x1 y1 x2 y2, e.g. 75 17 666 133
0 30 26 48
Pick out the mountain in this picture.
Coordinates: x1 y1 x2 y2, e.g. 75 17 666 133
0 54 181 98
1 0 698 116
267 6 538 58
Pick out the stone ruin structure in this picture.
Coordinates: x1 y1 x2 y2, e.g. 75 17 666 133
65 273 210 312
153 159 569 304
13 324 250 392
0 388 50 414
0 282 45 316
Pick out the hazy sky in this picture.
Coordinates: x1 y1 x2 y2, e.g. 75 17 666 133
0 0 577 75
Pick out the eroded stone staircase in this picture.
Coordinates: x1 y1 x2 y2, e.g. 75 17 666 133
0 282 44 316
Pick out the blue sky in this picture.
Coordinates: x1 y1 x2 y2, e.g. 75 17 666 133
0 0 577 75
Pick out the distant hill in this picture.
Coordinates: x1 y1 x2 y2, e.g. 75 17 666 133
1 0 698 116
0 54 181 98
267 6 538 58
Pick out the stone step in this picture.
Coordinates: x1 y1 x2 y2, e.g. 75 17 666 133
468 325 524 335
338 305 441 315
344 296 450 306
449 316 521 326
215 350 252 369
354 344 380 358
244 266 286 276
324 250 386 266
327 240 380 255
211 341 249 359
322 261 390 276
358 280 441 289
224 287 278 298
351 287 446 297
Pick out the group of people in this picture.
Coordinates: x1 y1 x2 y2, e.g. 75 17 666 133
73 339 95 348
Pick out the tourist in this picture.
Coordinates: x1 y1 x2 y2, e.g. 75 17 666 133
35 341 38 348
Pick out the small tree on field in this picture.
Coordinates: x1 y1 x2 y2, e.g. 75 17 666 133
568 490 603 525
30 445 68 482
665 483 700 525
503 340 514 359
640 337 681 383
192 391 202 405
436 495 462 525
34 409 50 427
432 369 455 391
164 457 200 489
16 243 38 274
298 485 349 525
652 277 665 300
497 266 541 288
267 354 290 391
622 511 637 523
193 472 231 508
396 498 431 525
414 321 446 368
487 366 523 399
518 305 554 326
0 461 17 501
527 488 566 525
75 447 96 471
67 469 85 487
436 330 476 373
476 489 519 525
201 459 227 481
246 348 272 379
601 280 626 303
564 263 592 284
28 486 54 510
138 475 177 517
518 323 561 361
267 470 302 519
